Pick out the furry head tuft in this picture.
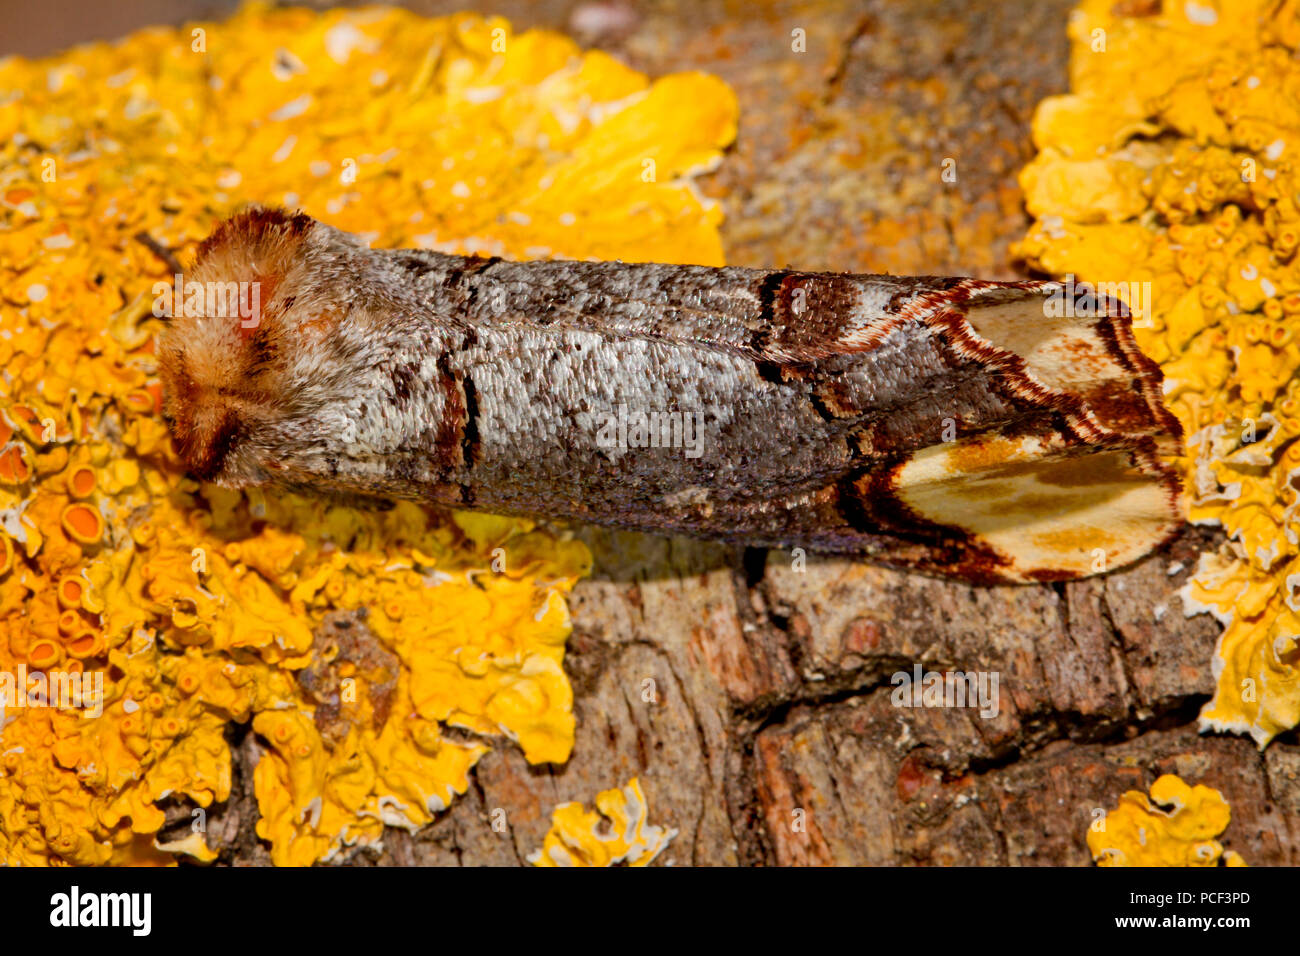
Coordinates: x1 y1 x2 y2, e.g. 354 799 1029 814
159 206 316 480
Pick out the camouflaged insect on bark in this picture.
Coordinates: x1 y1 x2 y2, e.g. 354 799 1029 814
160 208 1183 584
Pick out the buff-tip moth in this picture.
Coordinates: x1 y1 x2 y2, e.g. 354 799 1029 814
158 208 1183 584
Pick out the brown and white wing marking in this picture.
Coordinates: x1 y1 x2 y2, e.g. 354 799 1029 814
877 281 1183 582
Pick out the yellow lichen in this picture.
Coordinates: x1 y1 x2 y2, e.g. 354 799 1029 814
1017 0 1300 745
528 778 677 867
1088 774 1246 867
0 4 736 864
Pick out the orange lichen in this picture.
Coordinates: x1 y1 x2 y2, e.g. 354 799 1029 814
1017 0 1300 745
1087 774 1247 867
55 575 82 609
0 4 735 864
0 444 32 483
27 640 62 670
528 778 677 867
59 503 102 545
66 465 95 499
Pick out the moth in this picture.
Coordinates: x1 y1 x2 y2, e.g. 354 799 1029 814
158 207 1183 584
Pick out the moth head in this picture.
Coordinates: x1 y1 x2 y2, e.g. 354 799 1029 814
158 206 340 484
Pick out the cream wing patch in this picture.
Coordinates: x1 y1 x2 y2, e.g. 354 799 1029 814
894 431 1181 580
